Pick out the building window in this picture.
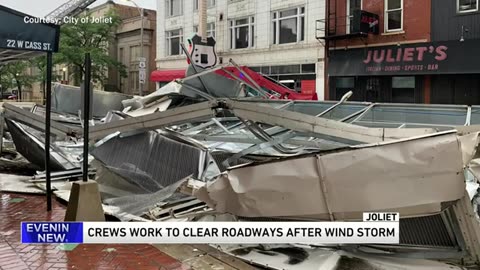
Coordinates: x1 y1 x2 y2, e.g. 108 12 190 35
335 77 355 100
392 76 415 103
229 17 255 49
119 47 124 65
130 46 141 62
336 77 355 88
193 23 216 37
166 29 183 56
347 0 362 33
129 71 139 94
384 0 403 32
194 0 215 10
272 7 305 44
458 0 479 13
301 64 316 73
166 0 182 17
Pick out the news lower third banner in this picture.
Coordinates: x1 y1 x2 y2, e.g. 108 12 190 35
21 213 400 244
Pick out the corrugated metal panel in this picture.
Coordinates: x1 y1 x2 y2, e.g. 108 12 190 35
211 152 254 172
239 214 457 248
400 214 456 247
92 131 204 191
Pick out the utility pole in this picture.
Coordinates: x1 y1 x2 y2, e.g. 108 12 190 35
139 6 145 96
122 0 146 96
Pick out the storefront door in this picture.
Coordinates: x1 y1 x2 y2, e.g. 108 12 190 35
454 75 480 105
432 75 480 105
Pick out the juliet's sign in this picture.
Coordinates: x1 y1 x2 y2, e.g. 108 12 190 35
0 5 60 53
328 39 480 76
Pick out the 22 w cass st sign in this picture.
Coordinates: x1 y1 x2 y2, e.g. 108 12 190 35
0 5 59 53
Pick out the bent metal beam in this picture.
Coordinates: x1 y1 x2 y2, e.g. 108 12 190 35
89 101 217 140
87 99 441 143
222 99 438 143
3 103 79 138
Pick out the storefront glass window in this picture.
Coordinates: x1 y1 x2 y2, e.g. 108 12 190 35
392 76 415 103
392 77 415 88
301 64 316 73
336 77 355 88
385 0 403 32
458 0 479 13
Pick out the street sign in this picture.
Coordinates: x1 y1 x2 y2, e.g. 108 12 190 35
0 6 60 52
139 69 146 84
138 57 146 84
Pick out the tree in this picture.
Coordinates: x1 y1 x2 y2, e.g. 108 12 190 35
55 9 127 86
0 61 36 101
30 56 61 99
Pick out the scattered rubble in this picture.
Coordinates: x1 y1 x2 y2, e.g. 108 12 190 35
2 68 480 269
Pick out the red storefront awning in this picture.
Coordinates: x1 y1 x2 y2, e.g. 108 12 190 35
150 69 186 82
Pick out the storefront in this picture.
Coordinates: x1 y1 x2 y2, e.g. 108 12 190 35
328 39 480 104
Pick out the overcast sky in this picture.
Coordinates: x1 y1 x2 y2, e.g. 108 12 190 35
2 0 156 17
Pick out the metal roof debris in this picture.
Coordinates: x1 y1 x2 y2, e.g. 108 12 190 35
2 66 480 269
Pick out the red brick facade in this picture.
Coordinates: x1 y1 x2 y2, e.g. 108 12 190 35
325 0 432 102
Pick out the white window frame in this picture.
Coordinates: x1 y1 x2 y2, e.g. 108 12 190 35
130 45 140 62
194 23 216 37
384 0 403 32
166 29 183 56
194 0 216 11
166 0 183 17
229 16 255 49
272 7 305 45
457 0 479 13
346 0 362 34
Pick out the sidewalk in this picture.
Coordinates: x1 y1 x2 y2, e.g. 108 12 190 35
0 192 190 270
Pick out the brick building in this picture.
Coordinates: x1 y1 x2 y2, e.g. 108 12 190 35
320 0 433 103
321 0 480 106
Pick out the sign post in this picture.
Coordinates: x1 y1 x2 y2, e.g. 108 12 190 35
0 5 60 211
138 57 146 91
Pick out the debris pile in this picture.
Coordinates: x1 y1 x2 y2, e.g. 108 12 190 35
2 66 480 269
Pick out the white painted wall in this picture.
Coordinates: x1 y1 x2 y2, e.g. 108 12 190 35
156 0 326 99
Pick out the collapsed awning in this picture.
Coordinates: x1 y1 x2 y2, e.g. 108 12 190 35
150 69 186 82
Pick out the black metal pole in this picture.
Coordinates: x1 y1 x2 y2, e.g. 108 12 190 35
83 53 91 182
45 52 53 211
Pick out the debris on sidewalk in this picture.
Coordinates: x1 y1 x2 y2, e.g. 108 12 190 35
2 68 480 269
